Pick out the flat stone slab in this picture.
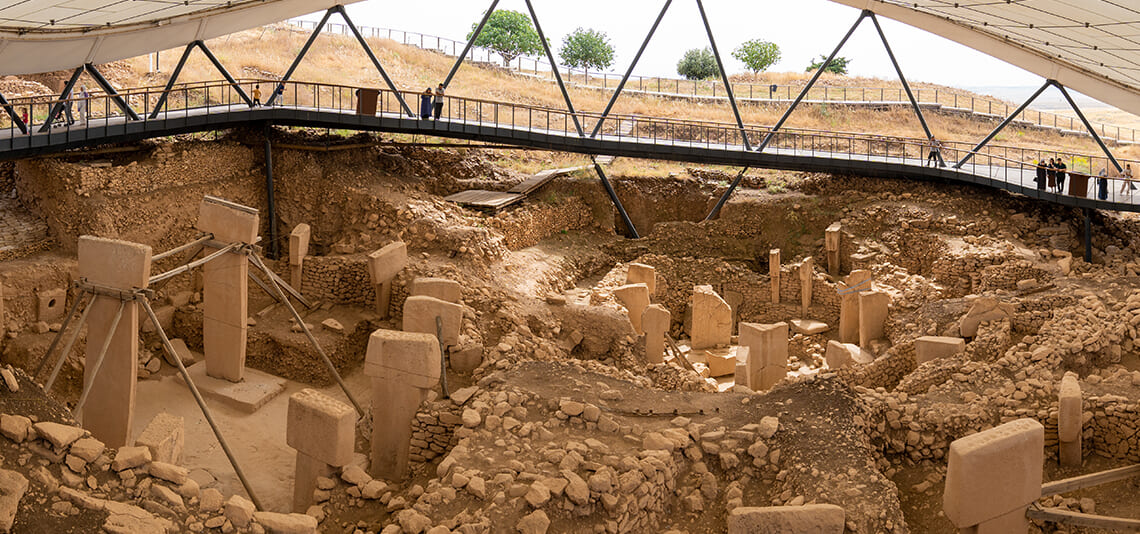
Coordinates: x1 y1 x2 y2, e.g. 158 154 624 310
790 319 830 335
179 362 286 413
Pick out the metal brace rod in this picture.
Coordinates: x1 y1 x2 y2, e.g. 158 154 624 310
39 67 85 133
868 13 942 165
757 10 869 152
195 41 254 108
152 234 213 262
148 242 242 285
72 301 125 418
249 254 365 417
266 7 337 107
695 0 751 151
336 6 416 117
436 316 449 399
149 43 196 119
704 166 750 221
246 255 313 309
524 0 585 137
955 79 1052 169
44 294 95 391
248 270 282 303
0 92 27 135
443 0 500 89
592 157 639 238
84 63 141 121
33 291 90 378
589 0 672 138
1056 83 1124 173
74 280 154 301
141 298 264 511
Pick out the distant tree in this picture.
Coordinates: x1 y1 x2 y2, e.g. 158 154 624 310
806 54 851 75
677 47 719 80
559 28 615 71
468 10 544 67
732 39 781 74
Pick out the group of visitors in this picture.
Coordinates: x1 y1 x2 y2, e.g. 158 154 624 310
251 84 283 107
1096 163 1136 200
420 83 445 120
1034 158 1069 193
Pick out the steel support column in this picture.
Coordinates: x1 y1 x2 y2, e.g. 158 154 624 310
868 13 942 165
266 8 337 107
695 0 751 150
589 0 672 138
593 157 639 238
337 6 416 117
39 67 84 133
264 126 279 259
704 167 750 221
149 43 196 119
84 63 141 121
0 92 26 135
757 10 869 152
955 80 1051 169
442 0 501 89
1056 84 1124 173
1084 208 1093 262
523 0 585 137
196 42 254 107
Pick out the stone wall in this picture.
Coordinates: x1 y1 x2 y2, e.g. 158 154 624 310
488 196 594 250
300 255 372 305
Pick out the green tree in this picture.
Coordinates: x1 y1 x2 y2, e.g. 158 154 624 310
732 39 781 74
559 28 615 71
468 10 544 67
806 54 851 75
677 47 719 80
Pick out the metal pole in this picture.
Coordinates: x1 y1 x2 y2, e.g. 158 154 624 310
442 0 500 88
246 255 312 308
152 234 213 262
39 67 84 133
336 6 416 117
704 167 750 221
436 317 449 398
264 128 279 259
267 8 337 106
248 254 365 417
695 0 751 150
141 299 265 511
84 63 141 121
756 11 868 152
523 0 585 137
196 42 254 107
1084 208 1093 262
148 243 241 285
1056 83 1124 173
72 301 126 417
589 0 672 138
868 14 941 164
44 293 95 392
0 92 27 134
149 42 196 119
592 157 639 238
33 291 90 378
955 79 1051 169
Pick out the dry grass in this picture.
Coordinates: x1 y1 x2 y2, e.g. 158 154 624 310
114 24 1138 162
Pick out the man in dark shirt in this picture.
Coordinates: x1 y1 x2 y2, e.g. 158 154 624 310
1055 158 1067 194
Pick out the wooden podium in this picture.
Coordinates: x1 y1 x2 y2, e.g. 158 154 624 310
356 89 378 115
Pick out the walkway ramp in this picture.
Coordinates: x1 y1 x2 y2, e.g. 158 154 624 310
507 165 589 194
443 190 525 211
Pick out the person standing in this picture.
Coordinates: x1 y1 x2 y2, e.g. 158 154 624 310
62 86 75 126
20 108 28 132
926 138 941 167
1055 157 1067 194
1097 167 1109 200
252 85 262 106
1046 158 1057 192
1035 160 1047 191
420 88 433 119
77 85 89 124
274 84 284 106
433 83 445 121
1125 164 1135 196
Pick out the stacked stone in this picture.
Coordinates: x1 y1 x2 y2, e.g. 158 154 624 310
300 255 372 304
408 400 463 463
1086 393 1140 462
487 196 593 250
929 252 1008 297
977 259 1052 293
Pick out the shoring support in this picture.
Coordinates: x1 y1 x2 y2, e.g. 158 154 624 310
336 6 416 117
264 126 279 259
43 293 96 391
867 13 943 166
588 0 673 138
33 290 90 378
756 10 869 152
39 67 85 133
695 0 751 150
1084 208 1093 262
0 92 27 134
1056 84 1124 173
592 157 639 238
84 63 140 121
141 298 265 511
148 242 241 285
266 7 338 106
248 253 365 417
436 317 449 399
523 0 585 137
246 255 313 308
955 79 1052 169
195 42 253 107
442 0 501 89
72 301 126 418
152 234 213 262
704 167 750 221
149 43 196 119
247 270 282 303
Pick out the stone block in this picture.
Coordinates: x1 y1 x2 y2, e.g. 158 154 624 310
78 236 152 290
705 350 736 378
825 340 871 370
410 278 462 304
769 250 780 304
287 389 356 466
944 418 1043 528
135 413 184 465
1059 439 1081 468
0 469 28 533
825 222 842 275
734 347 750 388
289 224 311 266
364 329 441 389
839 270 872 344
790 319 829 335
973 505 1030 534
727 504 845 534
370 377 424 481
915 336 966 365
642 304 670 365
858 291 889 348
959 297 1015 338
614 284 650 335
691 285 731 350
739 322 788 369
1058 373 1081 443
799 257 814 315
196 196 259 245
625 263 656 295
449 343 484 374
37 289 66 322
402 296 462 347
293 451 333 513
367 242 408 283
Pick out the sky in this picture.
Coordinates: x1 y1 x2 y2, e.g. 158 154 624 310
298 0 1103 109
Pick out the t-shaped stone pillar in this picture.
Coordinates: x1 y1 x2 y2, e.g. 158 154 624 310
858 291 890 349
769 250 781 304
799 257 814 317
367 242 407 319
364 329 440 481
77 236 152 448
825 223 842 276
626 263 656 295
739 322 788 391
838 270 872 344
287 389 356 512
944 418 1043 533
289 224 311 293
1058 372 1082 467
691 285 731 350
614 283 650 335
642 304 670 365
197 197 259 383
410 278 462 303
403 296 462 348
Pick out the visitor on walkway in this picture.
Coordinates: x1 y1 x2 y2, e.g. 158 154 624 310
1055 157 1067 194
20 108 28 132
1125 164 1135 197
420 88 433 119
1035 160 1047 191
433 83 445 120
926 138 941 167
77 86 89 124
62 87 75 126
1047 158 1057 192
1097 167 1109 200
253 85 262 106
274 85 284 106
